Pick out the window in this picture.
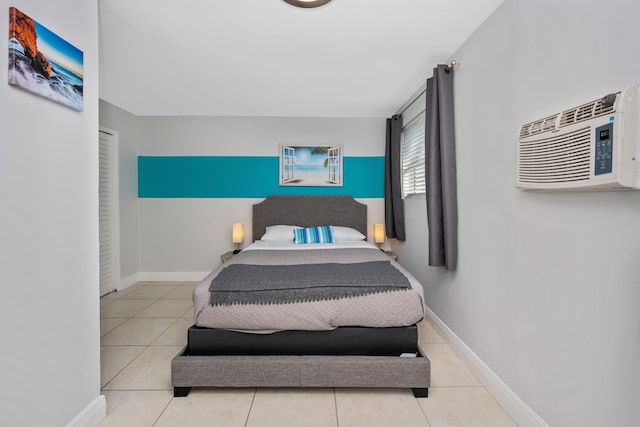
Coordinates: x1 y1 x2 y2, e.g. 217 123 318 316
401 112 426 198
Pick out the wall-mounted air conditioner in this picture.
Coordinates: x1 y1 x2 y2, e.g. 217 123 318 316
517 85 640 191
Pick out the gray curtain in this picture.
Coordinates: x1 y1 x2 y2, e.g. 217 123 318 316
425 64 458 269
384 114 405 241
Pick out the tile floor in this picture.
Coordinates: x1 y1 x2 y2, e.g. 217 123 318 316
100 281 517 426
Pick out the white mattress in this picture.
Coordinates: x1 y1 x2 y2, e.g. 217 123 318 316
193 241 425 333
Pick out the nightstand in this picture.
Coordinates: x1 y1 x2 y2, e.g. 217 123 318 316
384 250 397 261
220 251 236 263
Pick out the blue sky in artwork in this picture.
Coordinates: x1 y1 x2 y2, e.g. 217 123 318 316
294 147 327 166
34 21 83 76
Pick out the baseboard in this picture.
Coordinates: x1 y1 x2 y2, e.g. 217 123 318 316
119 273 140 290
65 395 106 427
424 307 549 427
139 271 210 282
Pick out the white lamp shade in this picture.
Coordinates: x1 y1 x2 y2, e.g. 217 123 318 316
232 223 245 244
374 223 385 244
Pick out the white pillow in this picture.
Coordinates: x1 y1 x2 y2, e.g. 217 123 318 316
332 226 366 242
260 225 302 242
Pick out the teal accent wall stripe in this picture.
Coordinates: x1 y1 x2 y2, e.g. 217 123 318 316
138 156 384 198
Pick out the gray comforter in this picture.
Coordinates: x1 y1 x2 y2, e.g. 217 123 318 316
209 260 411 306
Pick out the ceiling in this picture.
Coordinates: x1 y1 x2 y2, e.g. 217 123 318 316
98 0 503 117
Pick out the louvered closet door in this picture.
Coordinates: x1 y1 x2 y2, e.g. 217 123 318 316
99 130 117 296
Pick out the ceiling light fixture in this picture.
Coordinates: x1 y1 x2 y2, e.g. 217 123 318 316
282 0 333 9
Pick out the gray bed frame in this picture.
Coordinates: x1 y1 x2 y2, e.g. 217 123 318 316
171 195 430 397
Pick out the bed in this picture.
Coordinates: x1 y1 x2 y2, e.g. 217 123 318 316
171 195 430 397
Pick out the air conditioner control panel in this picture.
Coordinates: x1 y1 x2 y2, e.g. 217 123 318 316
594 122 613 176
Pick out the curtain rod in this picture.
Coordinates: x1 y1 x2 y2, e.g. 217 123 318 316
395 85 426 116
445 60 460 72
395 60 460 116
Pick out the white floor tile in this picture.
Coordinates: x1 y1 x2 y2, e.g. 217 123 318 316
152 317 193 346
100 299 156 318
101 317 176 346
418 319 445 344
101 345 146 387
422 343 481 387
335 389 430 427
154 389 255 427
100 285 139 300
136 281 184 286
134 298 193 318
99 390 172 427
164 283 196 299
100 317 127 337
103 345 183 390
124 284 180 299
419 386 517 427
247 388 337 427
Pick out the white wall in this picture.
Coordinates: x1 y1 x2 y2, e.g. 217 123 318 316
137 116 387 276
395 1 640 426
0 0 103 426
99 100 140 282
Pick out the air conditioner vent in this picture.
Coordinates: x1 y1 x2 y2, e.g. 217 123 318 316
593 96 616 116
559 108 576 127
519 124 531 139
575 102 596 121
559 93 618 128
518 128 591 184
530 120 543 135
542 115 558 132
519 114 558 138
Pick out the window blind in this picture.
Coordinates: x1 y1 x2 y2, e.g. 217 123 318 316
401 112 426 198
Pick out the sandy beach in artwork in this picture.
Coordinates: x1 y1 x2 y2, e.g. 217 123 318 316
286 165 338 185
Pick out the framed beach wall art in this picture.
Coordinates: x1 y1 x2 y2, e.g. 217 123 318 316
8 7 84 111
280 145 343 187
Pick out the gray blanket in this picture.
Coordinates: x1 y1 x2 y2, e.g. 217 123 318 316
209 260 411 306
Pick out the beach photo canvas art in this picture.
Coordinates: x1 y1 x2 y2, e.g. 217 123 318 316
8 7 83 111
280 145 343 186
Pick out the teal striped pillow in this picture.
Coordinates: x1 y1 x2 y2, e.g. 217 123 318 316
293 226 335 244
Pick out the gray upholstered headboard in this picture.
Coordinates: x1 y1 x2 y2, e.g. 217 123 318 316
252 196 367 242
